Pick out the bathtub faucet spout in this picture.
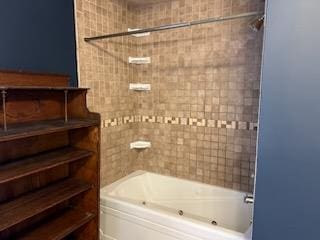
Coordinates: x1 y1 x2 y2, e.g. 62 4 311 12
244 194 254 204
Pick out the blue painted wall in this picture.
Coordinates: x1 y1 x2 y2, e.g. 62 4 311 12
0 0 78 86
253 0 320 239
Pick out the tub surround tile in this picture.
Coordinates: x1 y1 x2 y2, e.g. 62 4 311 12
75 0 139 187
132 0 263 192
75 0 264 192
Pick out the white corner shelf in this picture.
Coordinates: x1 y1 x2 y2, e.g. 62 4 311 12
130 141 151 150
129 57 151 65
129 83 151 91
128 28 150 37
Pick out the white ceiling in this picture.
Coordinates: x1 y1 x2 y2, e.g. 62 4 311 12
127 0 171 6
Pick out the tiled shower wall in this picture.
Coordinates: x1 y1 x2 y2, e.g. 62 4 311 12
133 0 264 192
75 0 139 186
75 0 264 192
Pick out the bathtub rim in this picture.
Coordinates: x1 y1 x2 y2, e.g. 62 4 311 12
101 170 251 196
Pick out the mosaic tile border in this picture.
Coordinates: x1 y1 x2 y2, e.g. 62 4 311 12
102 115 258 131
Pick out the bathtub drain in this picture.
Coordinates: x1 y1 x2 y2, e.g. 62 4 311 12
178 210 184 216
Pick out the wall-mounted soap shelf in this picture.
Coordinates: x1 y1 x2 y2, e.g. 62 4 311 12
128 28 150 37
130 141 151 149
129 57 151 65
129 83 151 91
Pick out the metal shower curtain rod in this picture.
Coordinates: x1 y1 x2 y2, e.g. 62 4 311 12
84 11 263 42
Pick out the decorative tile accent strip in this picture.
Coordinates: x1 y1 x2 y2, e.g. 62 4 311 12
156 116 164 124
164 116 179 125
102 115 258 131
104 118 118 128
142 115 156 123
123 116 134 124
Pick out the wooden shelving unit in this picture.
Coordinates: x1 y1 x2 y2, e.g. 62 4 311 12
0 119 99 142
18 209 95 240
0 71 100 240
0 178 92 232
0 147 93 184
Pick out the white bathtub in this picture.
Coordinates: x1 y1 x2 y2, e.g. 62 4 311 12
100 171 253 240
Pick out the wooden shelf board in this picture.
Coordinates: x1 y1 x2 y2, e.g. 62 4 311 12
18 209 95 240
0 178 92 232
0 119 99 142
0 86 89 91
0 147 93 184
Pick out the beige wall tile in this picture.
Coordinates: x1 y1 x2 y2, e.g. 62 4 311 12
75 0 264 192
